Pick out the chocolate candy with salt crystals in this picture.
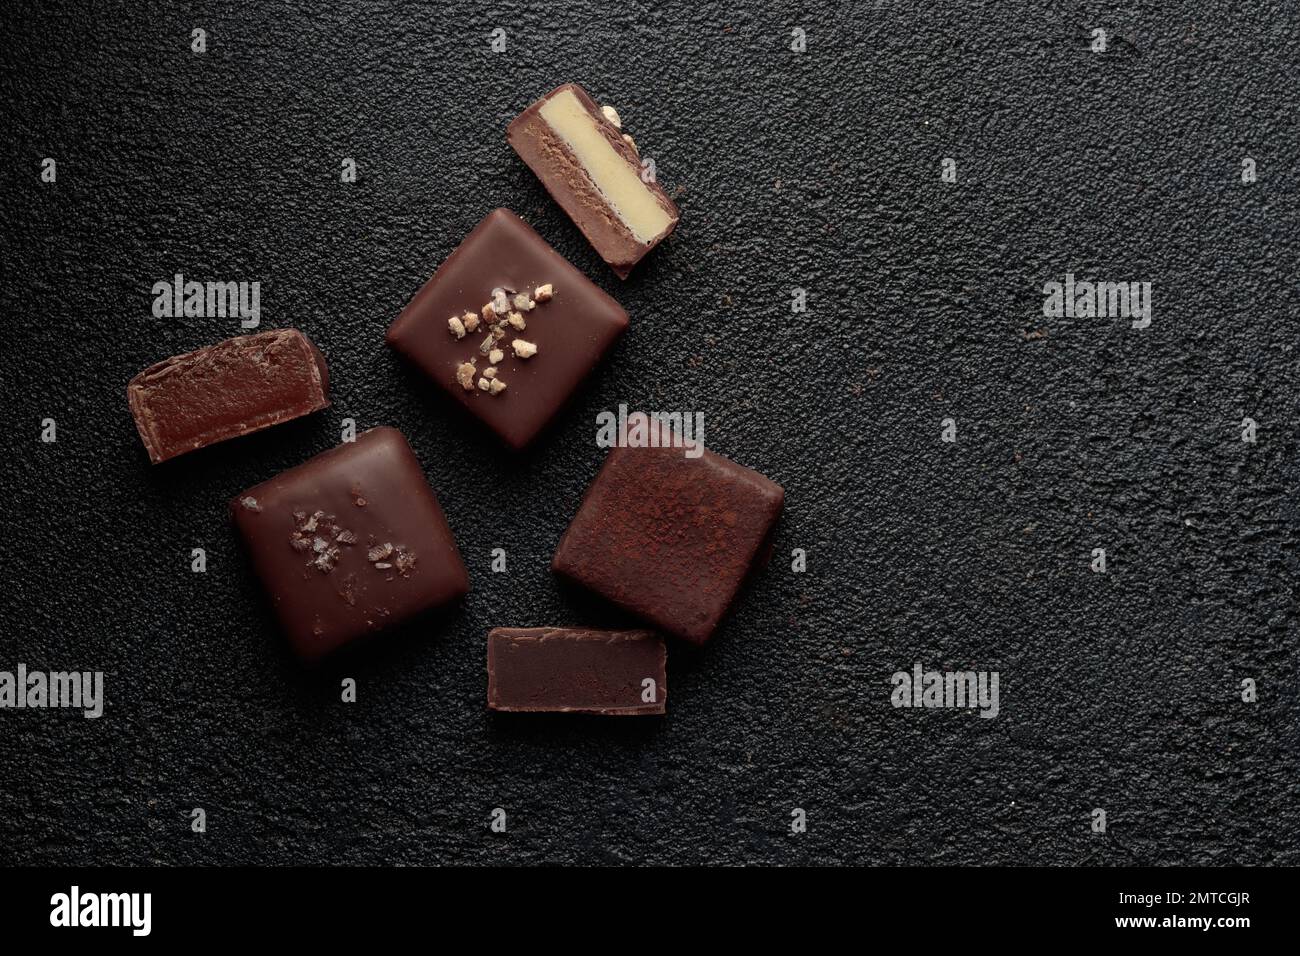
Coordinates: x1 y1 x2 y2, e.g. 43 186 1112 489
231 427 468 661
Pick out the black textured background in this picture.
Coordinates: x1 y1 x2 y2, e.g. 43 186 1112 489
1 1 1297 866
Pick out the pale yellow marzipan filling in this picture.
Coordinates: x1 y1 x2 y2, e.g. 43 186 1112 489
538 88 673 245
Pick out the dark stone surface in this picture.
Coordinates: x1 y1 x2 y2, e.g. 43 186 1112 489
0 1 1296 865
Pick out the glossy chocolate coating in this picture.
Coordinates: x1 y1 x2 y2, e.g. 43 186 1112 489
231 427 468 662
552 426 783 644
487 627 667 715
386 208 628 449
507 83 679 279
127 329 330 464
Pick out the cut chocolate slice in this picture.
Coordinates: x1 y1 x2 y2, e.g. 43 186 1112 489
508 83 679 278
552 422 783 644
231 427 468 662
386 208 628 449
127 329 330 464
487 627 667 715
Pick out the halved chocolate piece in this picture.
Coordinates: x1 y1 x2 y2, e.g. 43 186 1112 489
231 427 468 662
386 208 628 449
487 627 666 715
127 329 330 464
552 422 784 644
508 83 679 278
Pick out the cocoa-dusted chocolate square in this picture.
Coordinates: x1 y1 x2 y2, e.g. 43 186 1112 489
231 427 468 662
386 208 629 449
552 424 784 644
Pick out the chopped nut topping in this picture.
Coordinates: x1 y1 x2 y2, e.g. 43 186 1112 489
374 562 392 570
240 496 261 512
453 281 555 393
448 315 466 339
368 543 394 562
622 133 638 153
336 530 358 545
601 104 622 128
290 536 312 552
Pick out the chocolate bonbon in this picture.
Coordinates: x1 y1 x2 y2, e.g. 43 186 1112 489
507 83 679 279
231 427 468 662
487 627 667 715
127 329 330 464
386 208 628 449
552 422 783 644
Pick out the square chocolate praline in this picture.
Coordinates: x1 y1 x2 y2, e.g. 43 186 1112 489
552 430 784 644
386 208 629 449
231 427 469 662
